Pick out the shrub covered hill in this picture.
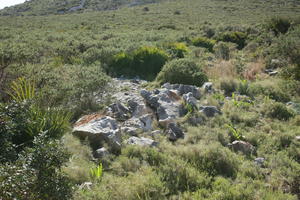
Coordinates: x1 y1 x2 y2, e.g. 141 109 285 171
1 0 300 199
0 0 165 16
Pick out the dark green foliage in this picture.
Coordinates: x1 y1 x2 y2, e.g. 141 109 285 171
178 144 239 177
248 83 291 102
109 46 169 80
214 42 230 60
266 16 291 36
192 37 216 52
0 101 70 149
220 79 238 96
156 59 208 86
164 42 188 58
266 102 295 120
217 31 247 49
0 135 73 200
276 26 300 64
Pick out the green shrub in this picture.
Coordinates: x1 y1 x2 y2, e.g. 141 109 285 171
159 158 210 194
156 59 208 87
217 31 247 49
0 135 73 200
75 167 167 200
109 46 169 80
266 16 291 36
248 83 290 102
165 42 188 58
214 42 230 60
220 79 238 96
177 143 239 177
276 26 300 64
192 37 216 52
266 102 295 120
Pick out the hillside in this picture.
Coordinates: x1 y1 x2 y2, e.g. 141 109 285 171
0 0 300 199
0 0 164 16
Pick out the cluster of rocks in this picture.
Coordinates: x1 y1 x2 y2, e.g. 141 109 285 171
72 79 222 158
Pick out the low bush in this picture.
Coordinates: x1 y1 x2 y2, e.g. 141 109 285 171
214 42 230 60
0 134 73 200
192 37 216 52
176 143 240 178
220 79 238 96
217 31 247 49
248 82 290 102
164 42 188 58
266 102 295 120
109 46 169 80
156 59 208 87
266 16 291 36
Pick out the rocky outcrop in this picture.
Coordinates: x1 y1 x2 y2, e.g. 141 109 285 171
73 79 223 153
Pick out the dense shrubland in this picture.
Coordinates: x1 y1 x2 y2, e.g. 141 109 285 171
0 0 300 199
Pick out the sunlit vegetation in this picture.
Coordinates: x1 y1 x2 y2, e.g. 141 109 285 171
0 0 300 199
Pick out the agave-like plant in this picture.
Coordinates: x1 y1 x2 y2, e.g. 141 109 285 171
90 163 103 182
8 77 35 102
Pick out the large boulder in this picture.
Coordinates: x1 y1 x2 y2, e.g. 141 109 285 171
73 115 121 151
126 137 158 147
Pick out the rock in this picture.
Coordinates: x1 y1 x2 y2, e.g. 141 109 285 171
229 140 256 155
150 130 162 136
141 89 184 127
202 82 213 93
183 92 198 109
79 182 92 190
94 147 109 158
127 137 158 147
121 114 153 135
162 83 201 99
107 103 130 121
73 116 121 151
199 106 221 117
127 100 149 118
167 122 184 141
254 157 265 167
121 126 139 136
265 69 278 76
139 114 153 131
